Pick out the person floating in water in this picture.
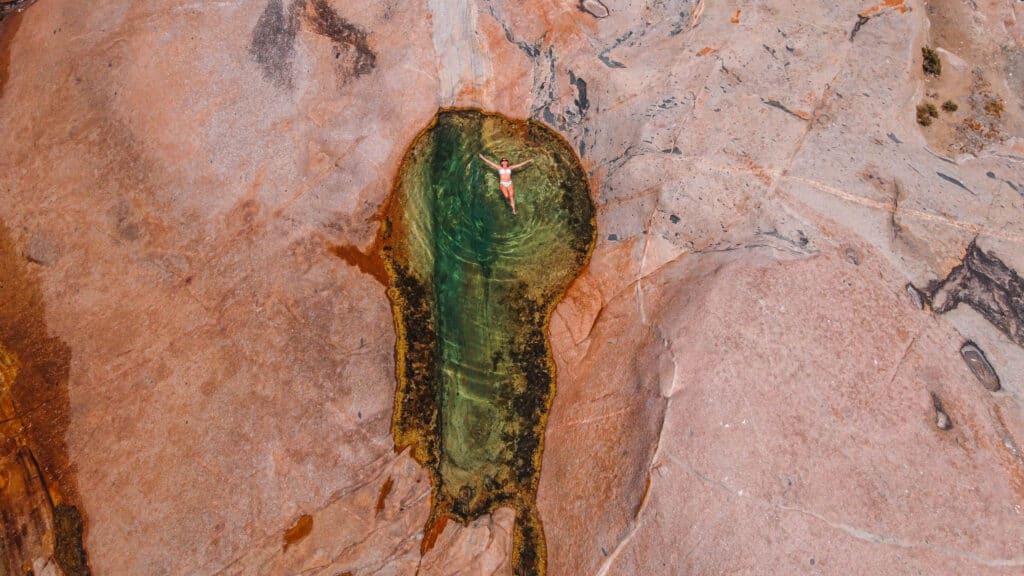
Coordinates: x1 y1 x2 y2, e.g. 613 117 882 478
478 154 533 215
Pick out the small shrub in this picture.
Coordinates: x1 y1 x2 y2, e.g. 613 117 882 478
922 47 942 76
917 103 936 126
984 100 1004 117
941 100 958 112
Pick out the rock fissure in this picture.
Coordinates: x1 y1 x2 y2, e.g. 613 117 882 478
778 505 1024 568
670 454 1024 567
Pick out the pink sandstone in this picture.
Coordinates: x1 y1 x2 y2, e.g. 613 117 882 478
0 0 1022 574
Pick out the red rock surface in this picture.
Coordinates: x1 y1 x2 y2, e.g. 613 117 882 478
0 0 1022 574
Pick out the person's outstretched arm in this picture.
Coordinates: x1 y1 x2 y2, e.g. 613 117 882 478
510 158 534 169
478 153 500 169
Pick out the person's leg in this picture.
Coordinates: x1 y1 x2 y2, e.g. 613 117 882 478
508 183 517 215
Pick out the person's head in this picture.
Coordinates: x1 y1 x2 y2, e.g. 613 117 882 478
500 158 509 167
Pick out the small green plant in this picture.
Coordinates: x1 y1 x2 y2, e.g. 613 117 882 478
941 100 958 112
922 47 942 76
917 102 938 126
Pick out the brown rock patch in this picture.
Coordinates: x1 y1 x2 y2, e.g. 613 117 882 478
0 220 90 574
0 10 22 98
283 514 314 551
375 475 394 514
328 241 387 286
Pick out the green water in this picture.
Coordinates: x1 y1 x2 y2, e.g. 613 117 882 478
381 110 594 574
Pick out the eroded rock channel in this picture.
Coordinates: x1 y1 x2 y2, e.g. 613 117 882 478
379 109 595 574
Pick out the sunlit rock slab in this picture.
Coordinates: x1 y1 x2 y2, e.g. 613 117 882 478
0 0 1022 574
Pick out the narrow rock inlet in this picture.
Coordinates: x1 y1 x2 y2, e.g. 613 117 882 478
379 109 595 575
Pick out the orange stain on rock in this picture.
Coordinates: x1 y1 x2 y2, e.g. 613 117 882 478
0 222 80 506
697 46 718 56
858 0 907 18
375 476 394 514
737 156 774 187
730 9 741 24
992 404 1024 502
328 241 388 286
282 514 313 551
0 216 91 575
420 514 448 555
